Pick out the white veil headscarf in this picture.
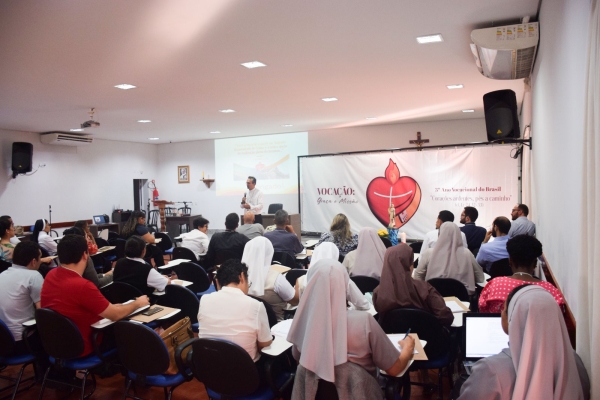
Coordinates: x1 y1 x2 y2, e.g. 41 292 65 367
351 227 387 278
241 236 274 297
507 285 584 400
310 242 339 266
426 222 475 290
287 260 349 383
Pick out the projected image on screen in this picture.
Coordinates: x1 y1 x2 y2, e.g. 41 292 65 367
215 132 308 196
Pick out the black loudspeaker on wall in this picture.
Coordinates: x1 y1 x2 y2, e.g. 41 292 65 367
12 142 33 178
483 89 521 141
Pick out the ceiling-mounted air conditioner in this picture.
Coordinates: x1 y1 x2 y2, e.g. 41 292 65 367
40 132 93 146
470 22 539 80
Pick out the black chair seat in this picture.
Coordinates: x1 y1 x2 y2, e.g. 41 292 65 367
409 241 423 254
172 262 211 294
267 204 283 214
172 247 198 263
489 258 512 278
108 238 126 260
100 281 143 304
427 277 470 302
350 275 380 294
272 251 298 269
284 269 307 287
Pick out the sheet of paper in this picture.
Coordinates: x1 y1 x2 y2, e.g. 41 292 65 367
22 319 36 327
261 335 293 356
171 279 193 287
387 334 419 354
304 239 319 248
271 319 293 339
484 272 491 281
446 301 466 313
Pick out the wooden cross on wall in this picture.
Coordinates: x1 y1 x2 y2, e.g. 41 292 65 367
409 131 429 151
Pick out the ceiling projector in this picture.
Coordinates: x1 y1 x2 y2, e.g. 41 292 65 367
81 107 100 128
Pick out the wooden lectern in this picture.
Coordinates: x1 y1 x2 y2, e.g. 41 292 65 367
153 200 174 232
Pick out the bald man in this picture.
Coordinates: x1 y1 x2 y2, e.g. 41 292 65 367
237 211 265 240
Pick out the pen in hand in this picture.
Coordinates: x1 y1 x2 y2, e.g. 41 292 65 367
403 328 411 339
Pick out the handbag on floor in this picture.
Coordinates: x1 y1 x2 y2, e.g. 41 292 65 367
159 317 193 374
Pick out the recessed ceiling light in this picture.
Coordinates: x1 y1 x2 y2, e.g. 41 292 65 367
210 131 221 134
416 34 444 44
219 109 235 113
137 120 151 123
462 109 475 113
241 61 267 69
321 97 338 102
447 84 464 89
148 137 159 141
114 84 137 90
282 124 293 127
70 128 84 132
365 117 377 120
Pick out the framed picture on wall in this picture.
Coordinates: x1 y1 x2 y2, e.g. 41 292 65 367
178 165 190 183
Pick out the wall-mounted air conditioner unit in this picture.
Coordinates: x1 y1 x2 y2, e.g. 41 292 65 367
470 22 539 80
40 132 93 146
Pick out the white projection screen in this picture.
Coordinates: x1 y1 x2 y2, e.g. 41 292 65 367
215 132 308 197
299 145 519 239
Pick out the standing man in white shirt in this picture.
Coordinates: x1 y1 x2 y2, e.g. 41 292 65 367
180 217 210 258
241 176 264 225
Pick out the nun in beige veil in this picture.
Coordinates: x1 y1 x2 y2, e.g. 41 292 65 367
414 222 484 294
288 259 415 399
343 227 387 278
458 285 590 400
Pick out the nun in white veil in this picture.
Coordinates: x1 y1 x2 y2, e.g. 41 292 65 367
458 285 590 400
241 237 298 320
297 242 370 310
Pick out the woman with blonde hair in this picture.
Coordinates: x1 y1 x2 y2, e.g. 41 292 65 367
316 213 358 257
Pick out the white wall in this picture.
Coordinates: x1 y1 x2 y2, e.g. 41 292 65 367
530 0 590 318
0 129 158 226
156 118 486 226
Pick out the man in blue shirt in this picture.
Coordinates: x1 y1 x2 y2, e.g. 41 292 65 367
508 204 536 237
459 207 487 255
476 216 511 273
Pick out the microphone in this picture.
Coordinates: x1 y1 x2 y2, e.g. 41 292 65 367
241 192 247 204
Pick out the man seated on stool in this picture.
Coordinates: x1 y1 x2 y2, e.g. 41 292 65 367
113 236 176 296
203 213 250 267
476 217 511 273
264 209 303 258
198 259 272 363
237 211 265 240
421 210 468 251
41 235 150 356
180 217 210 258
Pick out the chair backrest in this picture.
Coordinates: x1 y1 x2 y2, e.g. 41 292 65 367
147 210 159 228
40 247 50 258
272 251 297 269
316 380 339 400
427 277 470 302
108 231 119 240
35 308 84 359
156 284 199 323
350 275 380 294
95 237 110 248
178 207 191 215
172 247 198 263
100 281 143 304
214 250 239 266
165 207 176 217
108 238 126 259
248 295 278 327
0 319 16 357
191 338 260 396
154 232 173 252
380 237 392 248
284 269 308 287
378 308 450 359
338 254 345 263
0 259 11 274
173 262 211 294
114 321 170 377
489 258 512 278
409 241 423 254
267 203 283 214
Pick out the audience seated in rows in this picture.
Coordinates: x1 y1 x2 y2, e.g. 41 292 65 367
63 227 113 288
421 210 468 251
120 210 165 267
41 235 150 356
458 285 589 399
316 213 358 257
373 243 453 326
74 220 98 254
414 222 484 294
242 237 298 320
203 213 249 267
459 207 487 254
287 259 415 399
0 215 21 245
342 227 386 278
263 209 303 258
479 234 565 313
32 218 57 256
113 236 177 296
476 216 511 273
237 211 265 240
298 243 370 311
197 259 272 362
0 241 44 355
180 217 210 258
0 217 16 262
508 203 536 238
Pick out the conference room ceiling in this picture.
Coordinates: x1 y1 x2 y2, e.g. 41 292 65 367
0 0 539 143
